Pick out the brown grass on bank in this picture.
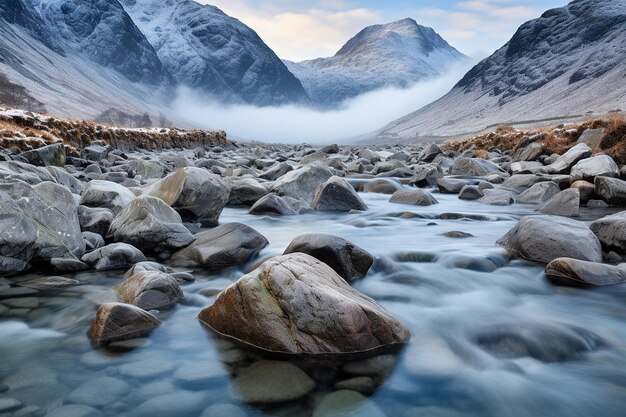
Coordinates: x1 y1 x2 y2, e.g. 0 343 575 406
0 109 230 154
444 114 626 165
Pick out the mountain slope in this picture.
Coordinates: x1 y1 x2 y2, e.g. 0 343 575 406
120 0 309 106
285 18 465 107
369 0 626 142
0 0 172 120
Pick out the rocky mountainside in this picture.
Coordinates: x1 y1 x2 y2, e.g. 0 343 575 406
368 0 626 142
285 18 465 107
119 0 308 106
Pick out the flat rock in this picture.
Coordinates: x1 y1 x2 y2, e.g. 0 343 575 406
546 258 626 286
478 189 514 206
541 143 592 174
89 302 161 347
389 189 438 206
450 158 503 176
283 234 373 281
198 253 409 355
576 128 605 150
497 215 602 264
232 361 315 404
312 176 367 212
20 143 66 167
436 177 468 194
172 223 268 268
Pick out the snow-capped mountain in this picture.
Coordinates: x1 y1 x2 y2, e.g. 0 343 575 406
368 0 626 142
285 18 465 107
119 0 308 106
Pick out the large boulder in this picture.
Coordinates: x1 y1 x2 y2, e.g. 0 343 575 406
590 211 626 254
478 189 514 206
81 243 147 271
408 164 443 187
458 185 483 200
541 143 592 174
311 176 367 212
259 162 293 181
497 215 602 264
89 302 161 347
198 253 410 355
80 180 135 215
449 158 503 177
595 176 626 206
77 206 114 236
172 223 268 268
0 181 84 274
270 162 333 205
419 143 442 162
502 174 550 191
436 177 468 194
143 167 231 226
115 263 183 310
538 189 580 217
227 178 268 207
249 194 298 216
515 182 560 204
0 161 55 184
576 128 605 150
107 196 194 254
389 189 438 206
20 143 66 167
546 258 626 286
283 234 373 282
352 178 402 195
570 155 620 181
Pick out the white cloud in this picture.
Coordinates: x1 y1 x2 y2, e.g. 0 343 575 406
202 0 380 61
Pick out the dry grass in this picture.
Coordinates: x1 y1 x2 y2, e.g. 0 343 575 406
0 109 230 153
444 114 626 165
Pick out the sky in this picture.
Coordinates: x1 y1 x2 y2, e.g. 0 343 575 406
202 0 568 61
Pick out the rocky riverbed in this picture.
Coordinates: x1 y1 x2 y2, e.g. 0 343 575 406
0 123 626 417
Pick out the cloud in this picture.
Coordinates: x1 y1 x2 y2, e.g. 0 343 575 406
172 59 478 144
203 0 380 61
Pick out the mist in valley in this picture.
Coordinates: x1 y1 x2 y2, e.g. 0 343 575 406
172 59 478 144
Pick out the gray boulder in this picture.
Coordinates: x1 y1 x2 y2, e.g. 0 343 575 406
227 178 268 207
571 155 620 181
283 234 374 281
115 263 183 310
81 243 147 271
249 194 298 216
144 167 231 226
515 181 560 204
232 361 315 404
458 185 483 200
595 176 626 206
80 180 135 215
570 180 595 203
419 143 442 162
479 189 514 206
81 144 110 161
107 196 194 254
270 162 333 205
259 162 293 181
198 253 410 355
389 189 438 206
312 176 367 212
172 223 268 268
541 143 592 174
77 206 114 236
20 143 66 167
408 164 443 187
450 158 503 176
539 189 580 217
89 302 160 347
353 178 402 195
590 211 626 254
502 174 550 190
497 215 602 264
576 128 605 150
546 258 626 286
437 177 468 194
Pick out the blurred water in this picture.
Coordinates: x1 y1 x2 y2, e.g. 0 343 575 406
1 189 625 417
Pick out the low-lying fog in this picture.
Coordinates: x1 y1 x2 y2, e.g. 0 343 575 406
172 60 478 144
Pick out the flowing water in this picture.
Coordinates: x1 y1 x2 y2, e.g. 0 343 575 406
1 185 626 417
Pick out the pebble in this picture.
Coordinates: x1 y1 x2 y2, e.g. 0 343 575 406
1 298 39 309
232 361 315 404
66 377 129 407
334 376 377 394
0 398 21 413
343 355 397 376
173 361 229 385
200 404 248 417
312 390 386 417
44 405 102 417
117 358 175 379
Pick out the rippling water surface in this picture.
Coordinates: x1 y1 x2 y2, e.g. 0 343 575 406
1 188 625 417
